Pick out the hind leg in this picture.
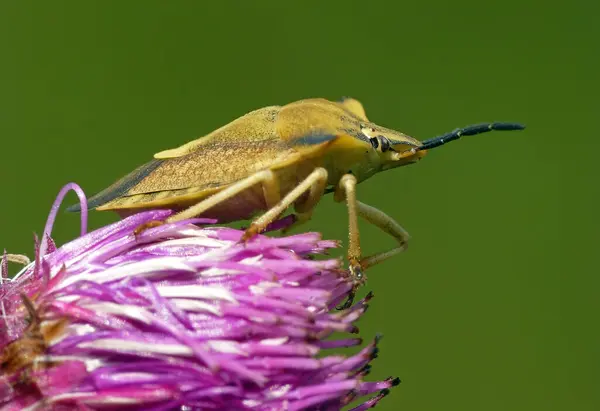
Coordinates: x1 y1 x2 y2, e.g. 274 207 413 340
134 169 281 236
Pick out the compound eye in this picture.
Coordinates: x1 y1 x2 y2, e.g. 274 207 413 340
369 137 379 149
379 136 391 152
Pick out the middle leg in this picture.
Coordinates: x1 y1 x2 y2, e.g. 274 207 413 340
241 167 329 241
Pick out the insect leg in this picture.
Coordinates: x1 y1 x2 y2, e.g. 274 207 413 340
280 168 329 234
333 181 411 309
333 173 364 309
134 170 281 235
355 201 410 270
334 174 362 273
242 167 329 241
165 170 281 223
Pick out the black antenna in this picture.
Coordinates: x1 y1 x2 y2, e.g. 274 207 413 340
417 123 525 151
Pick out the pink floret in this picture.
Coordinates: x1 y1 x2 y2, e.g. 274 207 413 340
0 183 398 410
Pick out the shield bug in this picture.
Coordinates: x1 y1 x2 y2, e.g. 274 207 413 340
68 98 525 307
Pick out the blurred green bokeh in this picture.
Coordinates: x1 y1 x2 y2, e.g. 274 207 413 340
1 1 597 410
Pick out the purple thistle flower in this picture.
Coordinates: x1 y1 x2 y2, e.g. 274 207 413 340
0 183 399 410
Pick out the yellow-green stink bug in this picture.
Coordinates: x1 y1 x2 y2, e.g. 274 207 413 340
68 97 525 307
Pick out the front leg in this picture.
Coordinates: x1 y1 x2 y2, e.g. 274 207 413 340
334 174 364 309
355 200 410 270
334 174 363 282
334 173 411 309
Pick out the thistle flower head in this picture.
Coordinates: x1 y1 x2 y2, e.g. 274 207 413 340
0 183 398 410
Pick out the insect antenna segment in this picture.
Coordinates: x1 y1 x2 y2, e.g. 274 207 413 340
417 122 525 151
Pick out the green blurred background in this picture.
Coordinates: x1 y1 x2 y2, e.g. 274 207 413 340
1 1 597 410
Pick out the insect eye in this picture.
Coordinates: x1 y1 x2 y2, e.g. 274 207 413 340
369 137 379 149
379 136 390 152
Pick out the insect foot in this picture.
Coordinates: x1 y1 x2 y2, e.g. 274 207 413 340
240 223 261 243
133 220 166 237
337 262 367 310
